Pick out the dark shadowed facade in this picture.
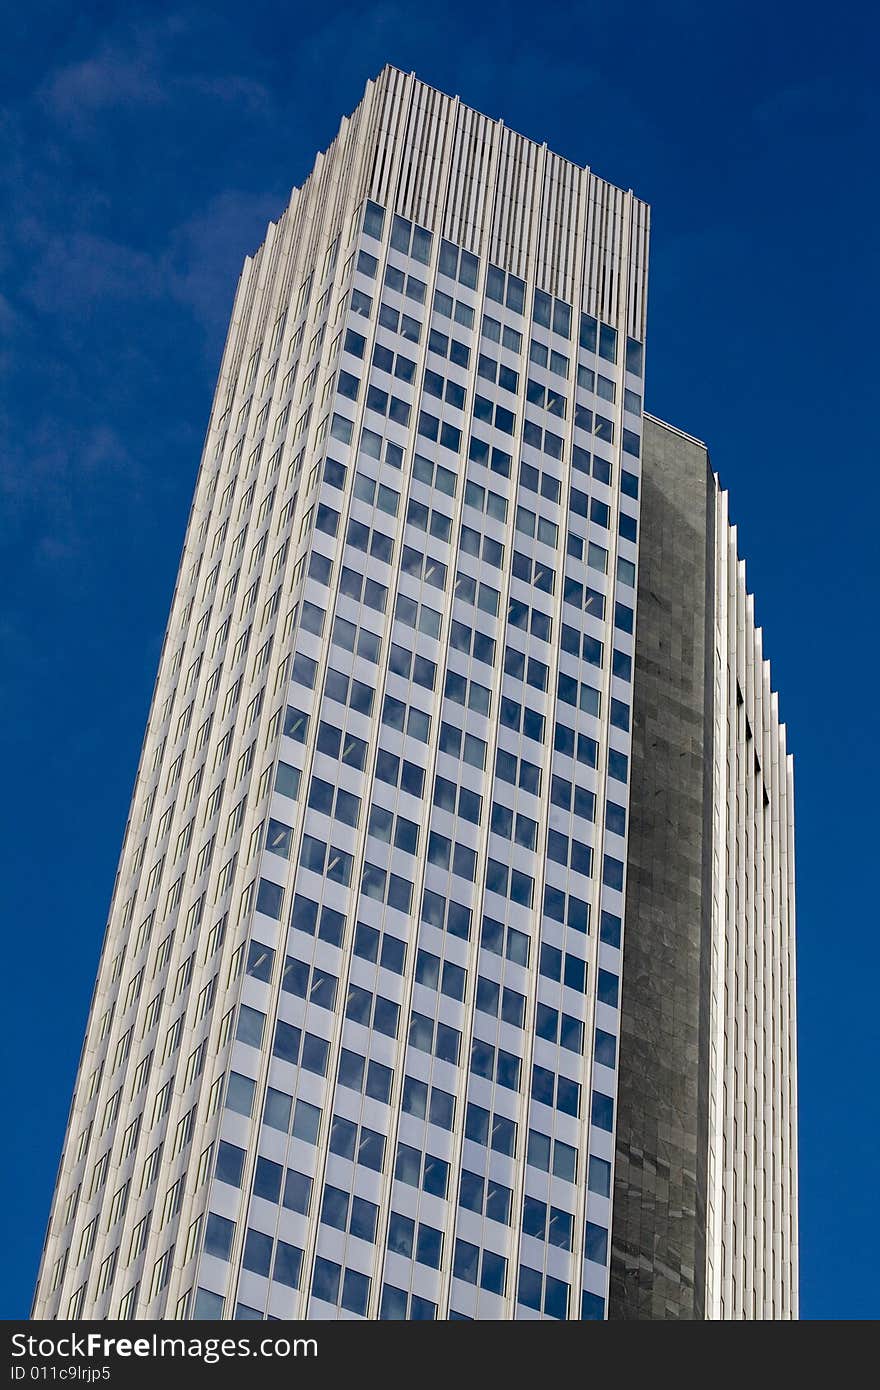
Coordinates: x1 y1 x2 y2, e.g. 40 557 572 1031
610 417 713 1319
610 416 797 1319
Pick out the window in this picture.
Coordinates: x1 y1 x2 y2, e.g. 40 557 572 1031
413 451 457 497
362 200 385 240
226 1072 255 1118
384 263 427 305
531 1062 581 1117
420 888 472 940
465 1102 517 1155
476 975 526 1028
468 432 512 478
423 367 466 411
585 1222 609 1264
408 1009 461 1065
380 1285 437 1320
394 1142 450 1198
390 213 432 263
479 915 529 967
518 1265 570 1319
402 1075 456 1130
589 1154 612 1196
485 265 525 315
329 1116 385 1171
444 668 491 717
463 479 507 525
387 1211 444 1268
473 394 515 436
428 326 470 368
417 410 461 454
338 1047 394 1104
353 921 407 975
298 835 353 887
345 978 401 1037
377 301 421 342
415 948 466 1001
591 1091 614 1132
625 336 644 376
282 955 338 1011
433 286 474 329
321 1184 379 1243
204 1213 235 1261
453 1240 507 1295
438 237 479 288
533 288 572 338
481 313 522 354
522 1196 573 1250
477 351 518 395
526 1128 577 1182
469 1037 521 1091
271 1019 329 1077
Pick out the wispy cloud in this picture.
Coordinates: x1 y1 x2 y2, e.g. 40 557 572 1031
39 12 272 125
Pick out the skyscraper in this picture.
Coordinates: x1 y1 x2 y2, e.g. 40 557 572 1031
34 67 796 1322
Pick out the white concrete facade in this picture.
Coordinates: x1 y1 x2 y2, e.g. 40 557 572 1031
705 485 798 1318
34 67 647 1321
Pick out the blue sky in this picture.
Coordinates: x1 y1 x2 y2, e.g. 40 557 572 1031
2 0 877 1320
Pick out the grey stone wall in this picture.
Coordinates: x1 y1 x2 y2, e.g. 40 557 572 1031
608 417 714 1319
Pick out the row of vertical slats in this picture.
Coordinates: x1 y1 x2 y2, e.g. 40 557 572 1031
358 68 649 338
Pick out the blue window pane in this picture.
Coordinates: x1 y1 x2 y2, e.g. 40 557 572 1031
243 1228 273 1277
341 1268 370 1316
204 1213 235 1261
329 1117 357 1160
410 1295 437 1320
597 969 619 1007
585 1222 608 1265
301 1032 329 1076
544 1276 570 1319
283 1169 312 1215
480 1249 507 1295
591 1091 614 1132
246 940 274 982
459 1171 483 1213
293 1100 321 1144
193 1288 224 1319
216 1141 245 1188
423 1154 449 1198
600 911 622 947
366 1059 393 1103
595 1028 617 1068
581 1290 605 1320
273 1241 302 1289
588 1155 612 1197
453 1239 479 1284
379 1284 407 1320
350 1197 378 1243
311 1257 341 1305
273 1020 301 1065
253 1157 282 1203
321 1185 348 1231
388 1211 414 1257
236 1004 265 1048
518 1264 542 1311
226 1072 255 1117
522 1195 545 1238
256 879 283 919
